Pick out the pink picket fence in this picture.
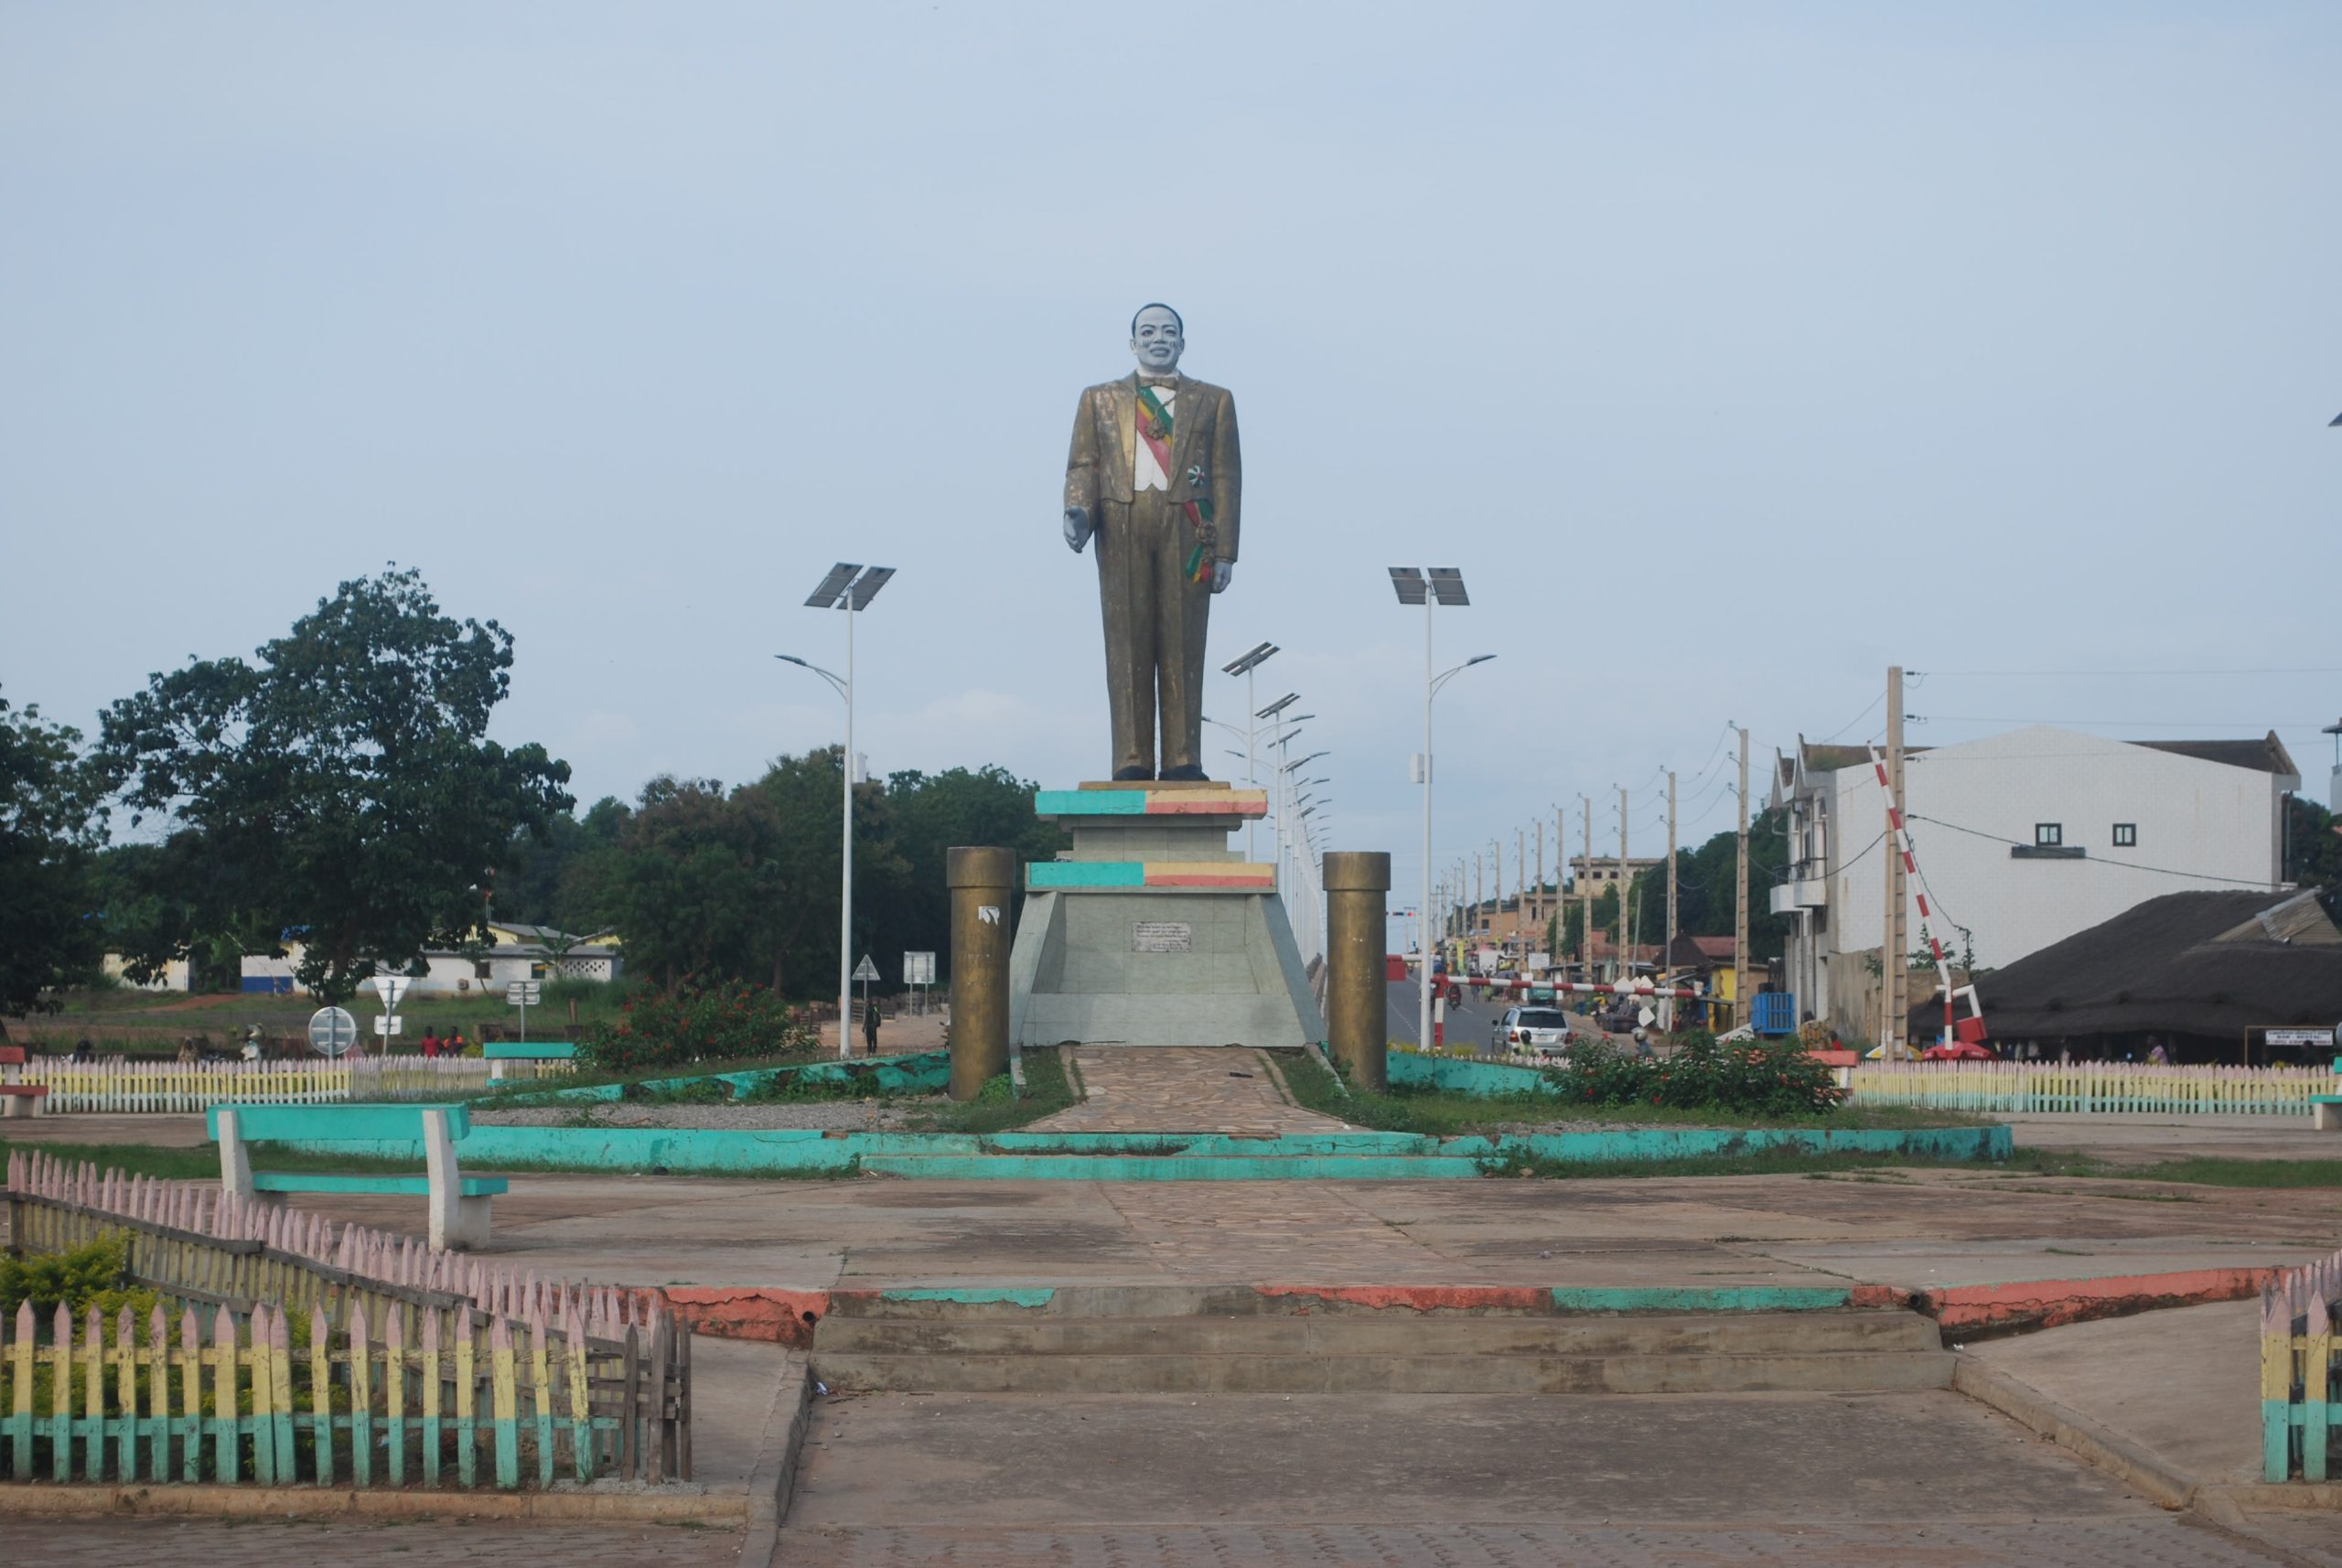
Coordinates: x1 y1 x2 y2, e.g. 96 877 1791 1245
2 1151 689 1488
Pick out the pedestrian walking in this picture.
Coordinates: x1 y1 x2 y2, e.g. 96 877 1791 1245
862 1002 881 1057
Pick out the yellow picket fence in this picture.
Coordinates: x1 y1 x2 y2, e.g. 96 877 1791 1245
16 1056 571 1113
1 1294 682 1488
1849 1060 2337 1116
2261 1248 2339 1483
3 1156 689 1489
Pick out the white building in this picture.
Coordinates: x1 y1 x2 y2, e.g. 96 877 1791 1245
238 922 621 997
1771 726 2299 1036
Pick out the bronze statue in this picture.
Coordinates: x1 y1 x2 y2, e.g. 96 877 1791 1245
1063 304 1241 781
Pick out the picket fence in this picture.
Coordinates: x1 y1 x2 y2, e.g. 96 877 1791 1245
1848 1060 2337 1117
2261 1248 2340 1482
16 1056 572 1114
2 1151 688 1489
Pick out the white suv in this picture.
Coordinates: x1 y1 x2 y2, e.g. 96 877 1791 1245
1493 1005 1573 1057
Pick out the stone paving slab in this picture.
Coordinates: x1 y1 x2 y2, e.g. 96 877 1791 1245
13 1517 744 1567
770 1518 2290 1566
1031 1047 1348 1134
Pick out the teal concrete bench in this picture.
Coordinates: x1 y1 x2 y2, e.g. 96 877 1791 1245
483 1039 579 1082
2315 1058 2342 1133
207 1102 507 1251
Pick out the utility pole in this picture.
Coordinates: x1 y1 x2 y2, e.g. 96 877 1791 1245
1474 852 1483 945
1579 797 1594 983
1665 770 1679 965
1616 787 1630 983
1533 819 1545 950
1734 725 1750 1033
1883 665 1909 1055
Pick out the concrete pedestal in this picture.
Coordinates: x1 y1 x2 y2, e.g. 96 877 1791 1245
1007 783 1327 1048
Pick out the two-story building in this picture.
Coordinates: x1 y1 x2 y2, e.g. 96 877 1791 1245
1770 726 2298 1039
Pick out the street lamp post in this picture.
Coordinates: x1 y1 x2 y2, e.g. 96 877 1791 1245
1389 565 1489 1056
1222 642 1278 860
790 562 895 1058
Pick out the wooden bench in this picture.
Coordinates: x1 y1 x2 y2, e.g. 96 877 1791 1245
483 1038 580 1082
0 1046 48 1118
206 1102 508 1251
2314 1057 2342 1133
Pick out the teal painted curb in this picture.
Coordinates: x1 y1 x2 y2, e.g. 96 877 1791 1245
857 1154 1493 1181
1387 1053 1559 1097
265 1117 2009 1179
1550 1287 1855 1313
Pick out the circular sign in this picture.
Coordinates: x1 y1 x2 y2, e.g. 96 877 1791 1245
307 1006 360 1058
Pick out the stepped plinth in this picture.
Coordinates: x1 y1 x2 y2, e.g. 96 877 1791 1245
1007 781 1326 1048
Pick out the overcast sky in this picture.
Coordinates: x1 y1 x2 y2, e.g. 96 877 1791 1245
5 3 2337 926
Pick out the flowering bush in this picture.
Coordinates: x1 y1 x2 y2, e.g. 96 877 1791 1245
1546 1030 1842 1117
581 978 815 1074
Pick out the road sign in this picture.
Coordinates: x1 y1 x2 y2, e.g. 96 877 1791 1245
903 951 936 985
372 1015 405 1036
307 1006 359 1058
506 981 542 1006
853 955 880 983
2266 1027 2335 1048
363 975 412 1009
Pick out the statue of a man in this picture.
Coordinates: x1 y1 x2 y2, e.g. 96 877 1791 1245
1063 303 1241 781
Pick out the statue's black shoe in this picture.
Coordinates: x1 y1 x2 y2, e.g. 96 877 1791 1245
1156 765 1209 782
1112 765 1154 781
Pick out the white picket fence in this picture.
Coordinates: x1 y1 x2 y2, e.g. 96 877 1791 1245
1849 1059 2339 1117
11 1056 568 1113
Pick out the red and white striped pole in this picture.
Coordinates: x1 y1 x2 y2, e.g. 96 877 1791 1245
1869 745 1954 1047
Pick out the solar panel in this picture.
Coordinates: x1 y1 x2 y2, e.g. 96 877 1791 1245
1387 566 1428 605
1257 693 1299 719
805 563 861 608
1222 641 1279 676
846 565 896 609
1427 567 1469 607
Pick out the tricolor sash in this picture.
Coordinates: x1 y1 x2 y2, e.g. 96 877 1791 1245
1136 384 1216 585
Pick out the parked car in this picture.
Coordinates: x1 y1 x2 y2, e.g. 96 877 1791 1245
1492 1005 1573 1057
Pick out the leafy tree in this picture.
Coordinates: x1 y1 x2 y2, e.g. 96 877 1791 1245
0 690 109 1014
2286 795 2340 890
93 568 574 1003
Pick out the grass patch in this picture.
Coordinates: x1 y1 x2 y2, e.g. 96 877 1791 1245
900 1047 1078 1134
480 1047 862 1103
1276 1048 1986 1135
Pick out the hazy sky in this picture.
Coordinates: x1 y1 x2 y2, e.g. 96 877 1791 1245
5 3 2338 927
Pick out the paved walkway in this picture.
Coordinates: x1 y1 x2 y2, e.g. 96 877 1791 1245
1030 1047 1348 1134
20 1519 744 1567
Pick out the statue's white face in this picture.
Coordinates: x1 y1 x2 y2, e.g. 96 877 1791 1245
1129 306 1184 374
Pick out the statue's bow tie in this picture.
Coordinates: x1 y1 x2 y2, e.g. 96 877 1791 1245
1139 376 1177 388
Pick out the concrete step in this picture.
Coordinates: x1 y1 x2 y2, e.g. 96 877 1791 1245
813 1311 1942 1359
810 1348 1958 1395
824 1284 1878 1320
856 1153 1487 1180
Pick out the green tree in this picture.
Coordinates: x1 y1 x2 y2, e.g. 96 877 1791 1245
93 568 574 1003
0 690 109 1014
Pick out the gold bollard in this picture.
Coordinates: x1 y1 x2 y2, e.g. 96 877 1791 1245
1322 851 1391 1093
947 845 1016 1101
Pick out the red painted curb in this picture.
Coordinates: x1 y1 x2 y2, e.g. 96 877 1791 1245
1910 1268 2279 1334
651 1286 830 1347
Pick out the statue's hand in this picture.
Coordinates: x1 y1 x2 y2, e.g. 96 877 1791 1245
1063 508 1093 553
1211 561 1233 595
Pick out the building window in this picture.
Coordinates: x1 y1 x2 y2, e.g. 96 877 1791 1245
2034 823 2063 847
2111 823 2136 847
472 959 492 980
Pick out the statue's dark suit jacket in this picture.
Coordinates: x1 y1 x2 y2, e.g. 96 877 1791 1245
1064 374 1242 779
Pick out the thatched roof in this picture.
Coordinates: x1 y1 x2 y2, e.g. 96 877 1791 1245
1915 889 2342 1044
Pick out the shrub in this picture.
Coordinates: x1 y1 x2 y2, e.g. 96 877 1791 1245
0 1230 156 1319
580 977 815 1074
1546 1029 1842 1117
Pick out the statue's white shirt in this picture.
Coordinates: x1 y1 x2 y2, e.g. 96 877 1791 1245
1133 381 1175 492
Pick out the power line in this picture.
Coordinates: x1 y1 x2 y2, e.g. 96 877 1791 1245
1813 693 1885 745
1916 716 2327 729
1905 813 2283 888
1917 667 2342 678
